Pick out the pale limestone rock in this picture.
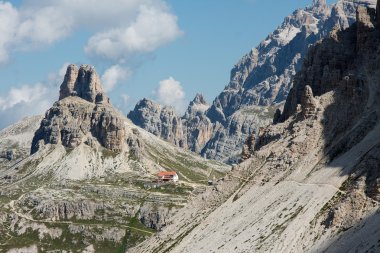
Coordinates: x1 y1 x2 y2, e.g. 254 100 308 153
128 98 186 148
301 85 317 118
59 64 108 104
32 65 125 154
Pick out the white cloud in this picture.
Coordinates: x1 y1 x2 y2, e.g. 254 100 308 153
85 4 183 61
0 63 68 129
16 7 73 47
0 2 18 64
120 94 131 105
101 65 132 92
0 84 52 129
154 77 186 114
0 0 182 64
0 84 48 111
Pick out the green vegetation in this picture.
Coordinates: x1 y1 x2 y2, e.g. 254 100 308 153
127 216 156 234
339 176 353 191
65 147 75 154
240 105 278 119
101 149 119 159
0 219 154 253
146 143 226 184
145 183 194 196
0 125 229 252
1 228 40 251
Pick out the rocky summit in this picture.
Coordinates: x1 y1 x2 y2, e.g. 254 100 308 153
31 64 123 154
59 64 109 104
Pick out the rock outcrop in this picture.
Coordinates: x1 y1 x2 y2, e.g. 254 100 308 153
128 94 214 153
0 116 43 170
31 65 125 154
241 134 255 160
59 64 109 104
300 85 318 118
182 94 214 153
128 99 186 148
128 0 376 163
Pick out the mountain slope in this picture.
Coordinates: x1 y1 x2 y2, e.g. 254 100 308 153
129 2 380 252
0 65 229 252
0 115 43 170
129 0 376 164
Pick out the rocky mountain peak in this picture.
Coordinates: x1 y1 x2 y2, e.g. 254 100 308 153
135 98 159 111
32 64 126 154
192 93 208 105
184 93 210 119
277 0 378 124
312 0 327 7
59 64 109 104
128 98 185 148
312 0 328 14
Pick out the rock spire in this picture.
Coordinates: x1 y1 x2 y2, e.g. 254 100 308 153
59 64 109 104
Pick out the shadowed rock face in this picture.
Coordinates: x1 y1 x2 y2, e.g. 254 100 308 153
31 65 125 154
277 2 378 123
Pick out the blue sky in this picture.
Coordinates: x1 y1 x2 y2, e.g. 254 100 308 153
0 0 334 129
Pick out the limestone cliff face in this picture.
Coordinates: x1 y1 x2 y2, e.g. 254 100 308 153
182 94 213 153
212 0 375 118
59 64 109 104
128 94 215 153
128 99 186 148
31 65 125 154
277 3 376 123
128 0 376 164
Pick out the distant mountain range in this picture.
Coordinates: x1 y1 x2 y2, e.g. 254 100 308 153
128 0 377 164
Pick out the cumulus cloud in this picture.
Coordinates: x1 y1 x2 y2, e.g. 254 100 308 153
101 65 132 92
117 93 132 112
0 84 48 111
0 0 182 64
154 77 186 114
85 4 183 61
120 94 131 105
0 2 19 63
0 63 68 129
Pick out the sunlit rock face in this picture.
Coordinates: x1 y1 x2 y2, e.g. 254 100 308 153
32 65 125 154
